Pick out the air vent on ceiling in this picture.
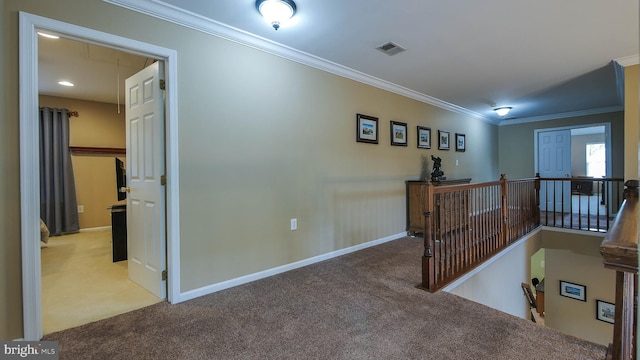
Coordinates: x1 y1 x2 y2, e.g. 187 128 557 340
376 42 405 56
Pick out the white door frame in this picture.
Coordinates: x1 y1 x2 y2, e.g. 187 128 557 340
19 12 181 340
534 123 612 177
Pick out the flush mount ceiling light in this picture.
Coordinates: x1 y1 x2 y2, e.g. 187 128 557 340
256 0 296 30
58 81 74 87
494 107 512 117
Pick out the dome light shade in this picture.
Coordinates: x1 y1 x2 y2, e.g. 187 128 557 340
256 0 296 30
494 107 512 117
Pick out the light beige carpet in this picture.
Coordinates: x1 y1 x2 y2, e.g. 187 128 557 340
41 229 162 334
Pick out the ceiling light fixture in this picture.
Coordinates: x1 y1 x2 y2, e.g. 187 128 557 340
256 0 296 30
58 81 74 87
494 107 512 117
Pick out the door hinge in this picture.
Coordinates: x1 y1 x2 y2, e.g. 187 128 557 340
161 175 166 185
162 270 167 281
159 79 166 90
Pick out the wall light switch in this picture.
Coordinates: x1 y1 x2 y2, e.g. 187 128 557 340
290 218 297 231
78 205 84 213
456 160 459 166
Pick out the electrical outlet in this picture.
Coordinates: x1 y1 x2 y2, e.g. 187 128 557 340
456 159 459 166
290 218 297 231
540 260 545 268
78 205 84 213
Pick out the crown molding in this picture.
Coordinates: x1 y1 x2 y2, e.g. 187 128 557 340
498 105 624 126
103 0 496 124
614 54 640 67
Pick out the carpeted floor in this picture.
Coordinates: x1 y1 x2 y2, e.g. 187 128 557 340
44 237 606 359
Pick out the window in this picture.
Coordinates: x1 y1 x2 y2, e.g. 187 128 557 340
586 143 606 178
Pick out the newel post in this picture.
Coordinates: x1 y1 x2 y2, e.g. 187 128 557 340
500 174 509 246
421 179 436 290
600 180 638 360
534 173 541 226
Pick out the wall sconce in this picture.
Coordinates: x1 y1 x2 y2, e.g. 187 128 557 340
256 0 297 30
494 107 512 117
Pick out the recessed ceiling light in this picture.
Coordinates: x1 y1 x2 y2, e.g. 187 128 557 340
58 81 74 87
37 32 60 39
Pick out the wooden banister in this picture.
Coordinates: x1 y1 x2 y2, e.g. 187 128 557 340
418 175 540 291
600 180 638 360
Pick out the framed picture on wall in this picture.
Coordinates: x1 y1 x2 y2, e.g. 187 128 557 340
438 130 450 150
455 133 466 152
417 126 431 149
596 300 615 324
356 114 378 144
390 121 408 146
559 280 586 301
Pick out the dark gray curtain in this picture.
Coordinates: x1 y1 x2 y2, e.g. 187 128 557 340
40 107 79 236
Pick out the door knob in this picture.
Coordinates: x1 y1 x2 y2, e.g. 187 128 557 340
120 187 131 193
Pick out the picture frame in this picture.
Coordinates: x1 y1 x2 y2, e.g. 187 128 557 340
417 126 431 149
559 280 587 302
455 133 466 152
438 130 450 150
356 114 378 144
596 300 615 324
390 121 408 146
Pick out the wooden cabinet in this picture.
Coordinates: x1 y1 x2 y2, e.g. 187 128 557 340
405 179 471 235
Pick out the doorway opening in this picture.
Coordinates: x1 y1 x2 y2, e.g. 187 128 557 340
19 12 181 341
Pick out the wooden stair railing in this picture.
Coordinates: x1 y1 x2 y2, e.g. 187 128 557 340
600 180 638 360
419 175 539 291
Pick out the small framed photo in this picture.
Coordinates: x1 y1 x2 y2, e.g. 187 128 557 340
596 300 615 324
559 280 586 302
438 130 450 150
356 114 378 144
390 121 408 146
417 126 431 149
455 133 466 152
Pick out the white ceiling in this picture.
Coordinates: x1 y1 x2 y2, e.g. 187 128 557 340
38 0 639 124
38 36 149 105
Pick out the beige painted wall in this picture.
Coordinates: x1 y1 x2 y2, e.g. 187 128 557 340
540 230 615 346
623 64 639 180
446 231 542 319
449 229 615 346
1 0 500 339
39 95 126 229
498 112 625 179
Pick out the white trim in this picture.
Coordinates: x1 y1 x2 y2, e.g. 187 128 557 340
541 226 606 238
79 226 112 232
177 232 407 303
533 122 612 179
102 0 496 125
499 106 623 126
19 11 181 340
615 54 640 67
441 227 542 292
19 13 42 341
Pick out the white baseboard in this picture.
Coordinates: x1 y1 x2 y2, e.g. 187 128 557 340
79 226 112 232
177 232 407 303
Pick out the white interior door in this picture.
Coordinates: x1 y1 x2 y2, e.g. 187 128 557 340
538 129 571 213
125 61 166 299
